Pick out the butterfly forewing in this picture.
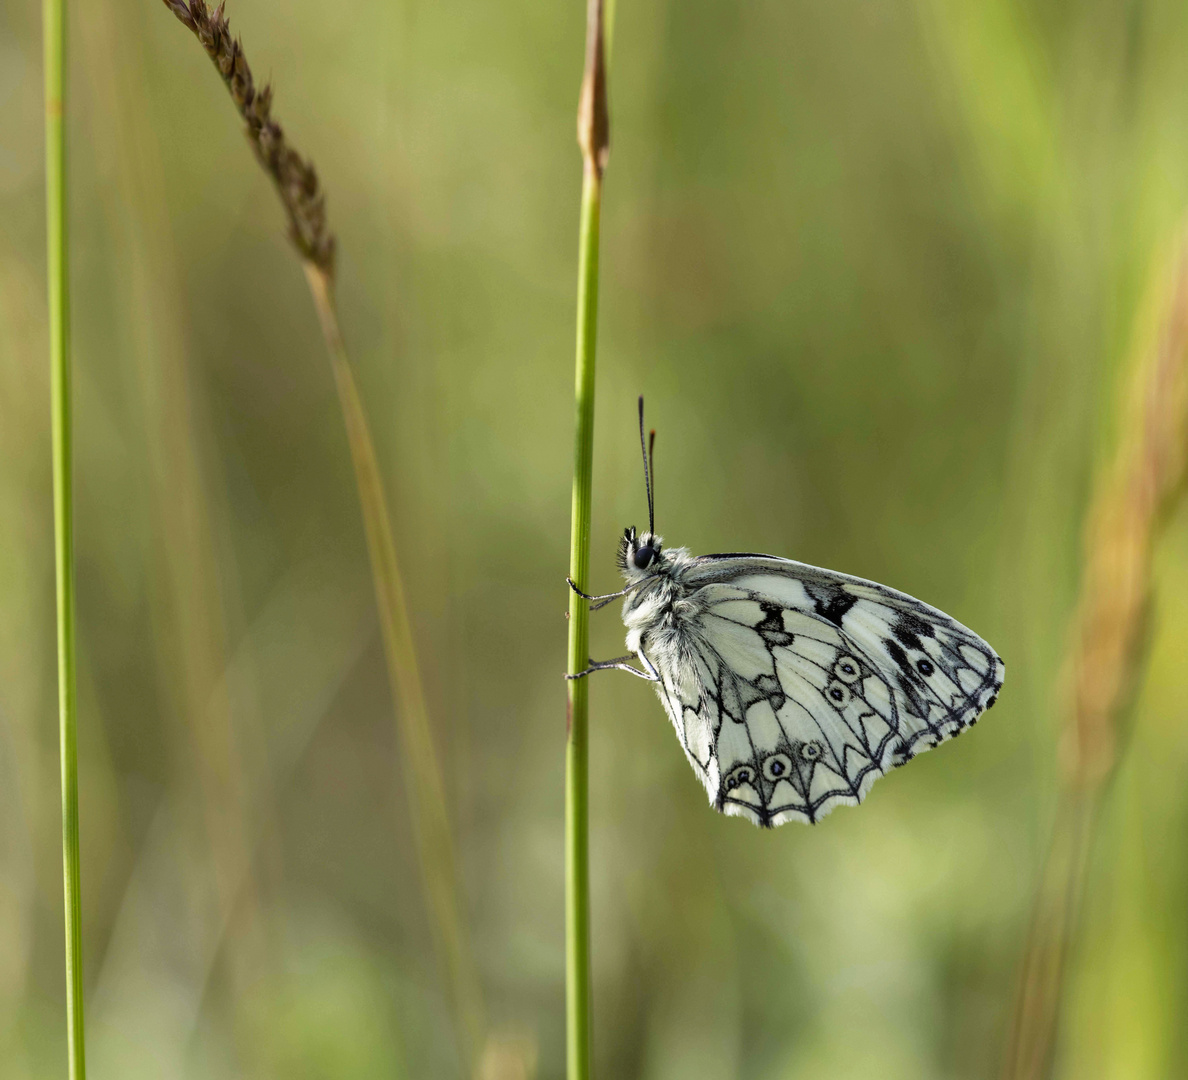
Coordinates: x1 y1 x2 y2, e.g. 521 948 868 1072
644 554 1004 826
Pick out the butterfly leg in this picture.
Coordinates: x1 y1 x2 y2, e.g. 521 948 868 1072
566 653 660 681
565 577 650 611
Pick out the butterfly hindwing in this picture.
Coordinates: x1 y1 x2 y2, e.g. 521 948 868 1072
644 556 1004 826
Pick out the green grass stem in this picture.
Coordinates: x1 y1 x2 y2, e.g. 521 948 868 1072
566 3 609 1078
44 0 87 1074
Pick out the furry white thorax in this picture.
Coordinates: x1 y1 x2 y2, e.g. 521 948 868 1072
617 532 702 658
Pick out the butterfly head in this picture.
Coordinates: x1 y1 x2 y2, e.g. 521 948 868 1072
618 526 665 580
619 396 664 582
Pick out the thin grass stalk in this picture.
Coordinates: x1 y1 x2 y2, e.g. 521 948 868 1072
566 3 609 1079
44 0 87 1074
305 266 485 1065
158 1 485 1068
1002 223 1188 1080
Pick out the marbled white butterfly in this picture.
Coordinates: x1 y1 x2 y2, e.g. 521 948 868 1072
568 400 1004 827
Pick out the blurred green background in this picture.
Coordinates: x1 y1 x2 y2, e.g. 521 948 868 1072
3 0 1188 1076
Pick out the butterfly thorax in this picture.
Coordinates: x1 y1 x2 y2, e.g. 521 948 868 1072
617 531 703 658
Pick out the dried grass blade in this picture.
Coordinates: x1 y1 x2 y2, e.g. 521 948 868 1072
159 0 485 1067
1002 225 1188 1080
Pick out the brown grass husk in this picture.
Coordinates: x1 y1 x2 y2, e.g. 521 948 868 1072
1002 223 1188 1080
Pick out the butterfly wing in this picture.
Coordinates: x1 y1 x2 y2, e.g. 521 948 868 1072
644 554 1004 827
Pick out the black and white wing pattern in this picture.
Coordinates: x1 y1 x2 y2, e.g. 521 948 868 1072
646 555 1004 827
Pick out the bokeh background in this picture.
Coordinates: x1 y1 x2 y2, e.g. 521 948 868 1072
3 0 1188 1076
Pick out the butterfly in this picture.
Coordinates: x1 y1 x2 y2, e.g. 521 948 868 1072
567 399 1004 827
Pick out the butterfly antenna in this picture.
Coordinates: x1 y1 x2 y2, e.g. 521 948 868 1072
638 396 655 536
648 429 656 534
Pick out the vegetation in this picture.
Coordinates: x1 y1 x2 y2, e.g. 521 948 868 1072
3 1 1188 1077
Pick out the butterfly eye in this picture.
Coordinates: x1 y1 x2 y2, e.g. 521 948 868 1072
632 545 655 570
762 753 794 781
916 658 934 677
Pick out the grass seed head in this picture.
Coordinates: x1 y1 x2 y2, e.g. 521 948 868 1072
162 0 336 274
